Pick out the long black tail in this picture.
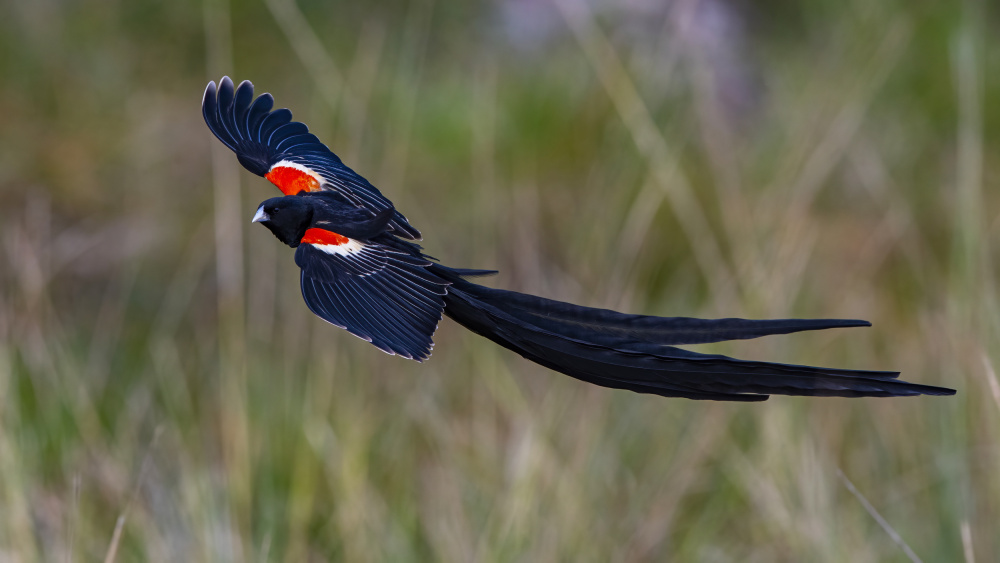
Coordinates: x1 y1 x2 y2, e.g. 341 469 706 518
437 272 955 402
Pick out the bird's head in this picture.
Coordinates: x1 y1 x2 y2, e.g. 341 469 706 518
252 196 314 247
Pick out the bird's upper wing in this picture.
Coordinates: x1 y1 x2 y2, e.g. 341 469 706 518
202 76 421 240
294 228 448 360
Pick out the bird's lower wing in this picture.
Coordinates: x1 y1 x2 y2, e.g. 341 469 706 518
296 239 448 360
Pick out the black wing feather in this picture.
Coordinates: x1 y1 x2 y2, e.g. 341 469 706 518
296 241 448 360
203 77 421 239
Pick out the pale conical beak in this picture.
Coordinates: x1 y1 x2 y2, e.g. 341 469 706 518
252 206 269 223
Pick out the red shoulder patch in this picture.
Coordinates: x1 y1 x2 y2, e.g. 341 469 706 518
266 165 321 195
301 228 349 246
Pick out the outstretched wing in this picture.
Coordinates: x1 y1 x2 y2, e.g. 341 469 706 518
294 228 449 360
202 76 421 240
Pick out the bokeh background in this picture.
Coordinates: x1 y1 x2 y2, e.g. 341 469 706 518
1 0 997 560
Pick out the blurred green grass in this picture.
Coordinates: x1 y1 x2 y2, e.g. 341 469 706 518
1 0 998 560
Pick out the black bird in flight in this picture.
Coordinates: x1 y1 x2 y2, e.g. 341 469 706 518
203 77 955 402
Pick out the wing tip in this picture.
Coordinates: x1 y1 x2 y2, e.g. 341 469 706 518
203 76 238 102
367 337 434 363
203 80 217 103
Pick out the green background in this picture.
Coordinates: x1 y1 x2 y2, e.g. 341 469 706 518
1 0 996 560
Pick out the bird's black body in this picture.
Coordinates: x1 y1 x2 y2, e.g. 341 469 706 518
206 77 956 401
255 193 395 245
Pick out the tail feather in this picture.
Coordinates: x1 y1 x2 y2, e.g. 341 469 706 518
459 283 873 346
440 278 955 401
